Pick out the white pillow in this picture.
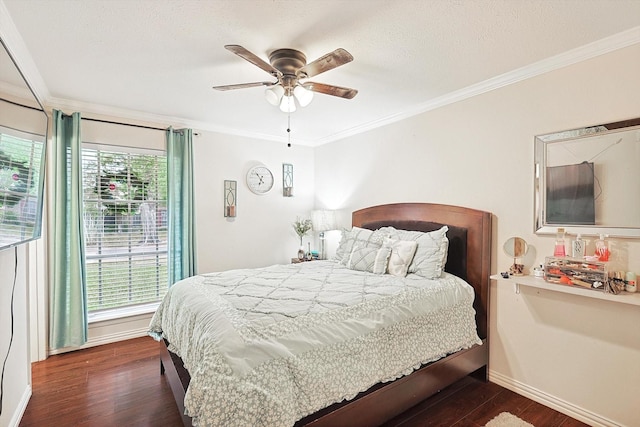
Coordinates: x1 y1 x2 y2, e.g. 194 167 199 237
384 238 418 277
334 226 390 265
347 244 392 274
385 226 449 279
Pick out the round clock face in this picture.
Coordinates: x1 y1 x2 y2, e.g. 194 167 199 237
246 165 274 194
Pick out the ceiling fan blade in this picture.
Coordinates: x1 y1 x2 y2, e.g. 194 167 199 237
299 48 354 78
224 45 281 78
212 81 275 91
303 82 358 99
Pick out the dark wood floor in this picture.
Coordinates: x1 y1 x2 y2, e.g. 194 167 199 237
19 337 589 427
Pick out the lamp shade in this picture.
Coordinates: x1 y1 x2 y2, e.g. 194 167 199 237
265 85 284 106
279 94 296 113
311 210 337 232
293 85 314 107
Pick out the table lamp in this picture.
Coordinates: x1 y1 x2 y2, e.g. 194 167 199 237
311 210 337 260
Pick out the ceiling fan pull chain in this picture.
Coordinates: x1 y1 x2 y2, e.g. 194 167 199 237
287 112 291 147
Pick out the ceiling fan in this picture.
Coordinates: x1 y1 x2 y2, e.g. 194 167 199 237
212 45 358 112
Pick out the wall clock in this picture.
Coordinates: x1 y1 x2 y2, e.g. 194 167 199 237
246 165 274 194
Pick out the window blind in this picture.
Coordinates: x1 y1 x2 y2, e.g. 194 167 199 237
0 129 45 249
81 144 168 313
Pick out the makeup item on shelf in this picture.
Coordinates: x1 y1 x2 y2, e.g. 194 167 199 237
533 265 544 278
595 234 610 262
606 271 626 294
571 234 585 258
625 271 637 293
553 228 566 257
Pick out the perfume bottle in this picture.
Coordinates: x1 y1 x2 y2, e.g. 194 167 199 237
595 234 610 262
306 242 313 261
554 228 566 257
571 234 585 258
625 271 637 293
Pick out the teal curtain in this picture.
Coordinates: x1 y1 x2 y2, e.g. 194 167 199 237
167 127 197 285
50 110 88 349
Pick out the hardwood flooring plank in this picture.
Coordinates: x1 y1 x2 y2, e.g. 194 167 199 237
519 400 571 427
463 387 534 425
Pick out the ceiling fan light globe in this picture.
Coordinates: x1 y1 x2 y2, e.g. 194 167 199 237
265 85 285 106
279 95 296 113
293 85 313 107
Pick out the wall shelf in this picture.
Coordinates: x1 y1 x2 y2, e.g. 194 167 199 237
490 274 640 307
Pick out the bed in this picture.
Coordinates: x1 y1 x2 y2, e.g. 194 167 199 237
150 202 492 427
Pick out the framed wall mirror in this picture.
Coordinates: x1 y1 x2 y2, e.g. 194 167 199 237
0 37 49 251
534 118 640 238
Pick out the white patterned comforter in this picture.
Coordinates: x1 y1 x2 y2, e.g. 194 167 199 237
148 260 482 427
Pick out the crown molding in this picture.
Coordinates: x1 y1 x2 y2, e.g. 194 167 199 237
314 26 640 146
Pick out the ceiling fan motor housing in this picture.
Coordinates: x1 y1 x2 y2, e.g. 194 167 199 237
269 49 308 80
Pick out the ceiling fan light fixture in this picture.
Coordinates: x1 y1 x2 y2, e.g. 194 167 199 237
265 85 284 106
279 94 296 113
293 85 313 107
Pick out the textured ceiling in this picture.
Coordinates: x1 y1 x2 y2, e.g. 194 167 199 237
2 0 640 145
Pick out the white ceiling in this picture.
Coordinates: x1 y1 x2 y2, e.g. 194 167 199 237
2 0 640 146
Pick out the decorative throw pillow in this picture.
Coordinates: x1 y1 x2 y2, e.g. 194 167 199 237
347 244 392 274
384 238 418 277
385 226 449 279
407 226 449 278
334 226 390 265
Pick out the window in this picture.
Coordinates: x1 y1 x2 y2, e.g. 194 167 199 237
82 144 167 313
0 127 45 250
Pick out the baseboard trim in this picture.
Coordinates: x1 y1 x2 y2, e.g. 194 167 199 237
48 327 150 355
86 327 151 348
489 370 621 427
11 384 32 427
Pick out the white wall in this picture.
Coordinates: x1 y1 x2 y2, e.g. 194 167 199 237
193 130 315 272
314 44 640 426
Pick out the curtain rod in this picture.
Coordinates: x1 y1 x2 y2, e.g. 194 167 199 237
80 116 166 131
0 97 45 112
80 116 199 136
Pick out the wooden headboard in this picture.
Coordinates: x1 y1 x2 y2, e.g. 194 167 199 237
352 203 492 340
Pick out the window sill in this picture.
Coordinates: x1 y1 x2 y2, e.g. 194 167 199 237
88 302 160 324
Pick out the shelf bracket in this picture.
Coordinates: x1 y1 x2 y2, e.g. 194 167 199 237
514 282 520 294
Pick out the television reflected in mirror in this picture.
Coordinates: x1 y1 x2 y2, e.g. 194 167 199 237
545 162 595 225
535 117 640 238
0 38 48 252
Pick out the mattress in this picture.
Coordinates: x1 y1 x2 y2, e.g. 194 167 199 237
148 260 482 427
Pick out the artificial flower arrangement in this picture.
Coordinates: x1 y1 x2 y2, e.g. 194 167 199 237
292 217 313 246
